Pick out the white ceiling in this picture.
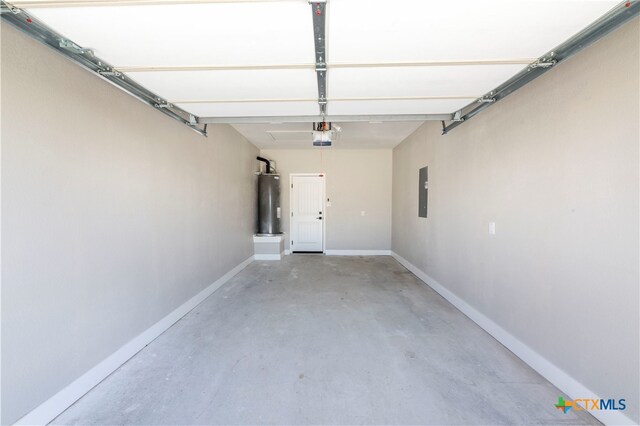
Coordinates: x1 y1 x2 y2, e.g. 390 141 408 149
25 1 315 66
232 121 424 149
327 0 617 63
19 0 619 147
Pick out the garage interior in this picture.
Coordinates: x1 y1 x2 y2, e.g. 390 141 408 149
1 0 638 425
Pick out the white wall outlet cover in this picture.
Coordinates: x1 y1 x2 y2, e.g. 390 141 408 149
489 222 496 235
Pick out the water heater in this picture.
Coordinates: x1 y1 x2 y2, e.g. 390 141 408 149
256 157 282 235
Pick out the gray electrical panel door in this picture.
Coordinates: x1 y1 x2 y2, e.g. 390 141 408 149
418 166 428 218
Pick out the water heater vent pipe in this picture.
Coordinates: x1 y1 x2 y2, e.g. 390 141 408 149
256 156 272 174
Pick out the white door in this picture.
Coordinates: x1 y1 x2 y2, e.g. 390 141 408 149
290 175 325 252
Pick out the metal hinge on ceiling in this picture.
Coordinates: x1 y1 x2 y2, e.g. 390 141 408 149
98 68 123 78
476 96 496 104
59 39 93 55
529 56 557 70
529 61 557 69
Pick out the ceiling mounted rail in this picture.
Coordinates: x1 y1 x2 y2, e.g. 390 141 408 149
309 0 327 117
116 59 536 73
9 0 297 8
441 0 640 135
0 0 208 136
198 114 453 124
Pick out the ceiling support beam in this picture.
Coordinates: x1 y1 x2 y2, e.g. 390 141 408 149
198 114 453 124
442 0 640 135
309 0 327 117
0 0 208 136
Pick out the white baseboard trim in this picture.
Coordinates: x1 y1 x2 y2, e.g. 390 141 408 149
254 254 282 260
390 251 634 426
15 255 255 426
324 250 392 256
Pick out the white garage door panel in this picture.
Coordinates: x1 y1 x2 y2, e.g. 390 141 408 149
329 64 526 98
175 101 320 117
328 0 619 63
21 0 620 120
132 69 317 102
27 1 314 66
328 99 472 116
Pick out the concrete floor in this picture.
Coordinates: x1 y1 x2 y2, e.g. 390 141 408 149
53 256 598 425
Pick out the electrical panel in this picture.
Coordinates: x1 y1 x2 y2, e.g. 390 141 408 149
419 166 428 218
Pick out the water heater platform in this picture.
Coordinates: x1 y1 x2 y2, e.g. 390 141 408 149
253 234 285 260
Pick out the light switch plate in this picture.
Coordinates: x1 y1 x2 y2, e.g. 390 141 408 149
489 222 496 235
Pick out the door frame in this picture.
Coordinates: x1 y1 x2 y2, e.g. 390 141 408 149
289 173 326 253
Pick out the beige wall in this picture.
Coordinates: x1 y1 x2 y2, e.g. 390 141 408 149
392 19 639 423
1 25 258 424
260 149 392 251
